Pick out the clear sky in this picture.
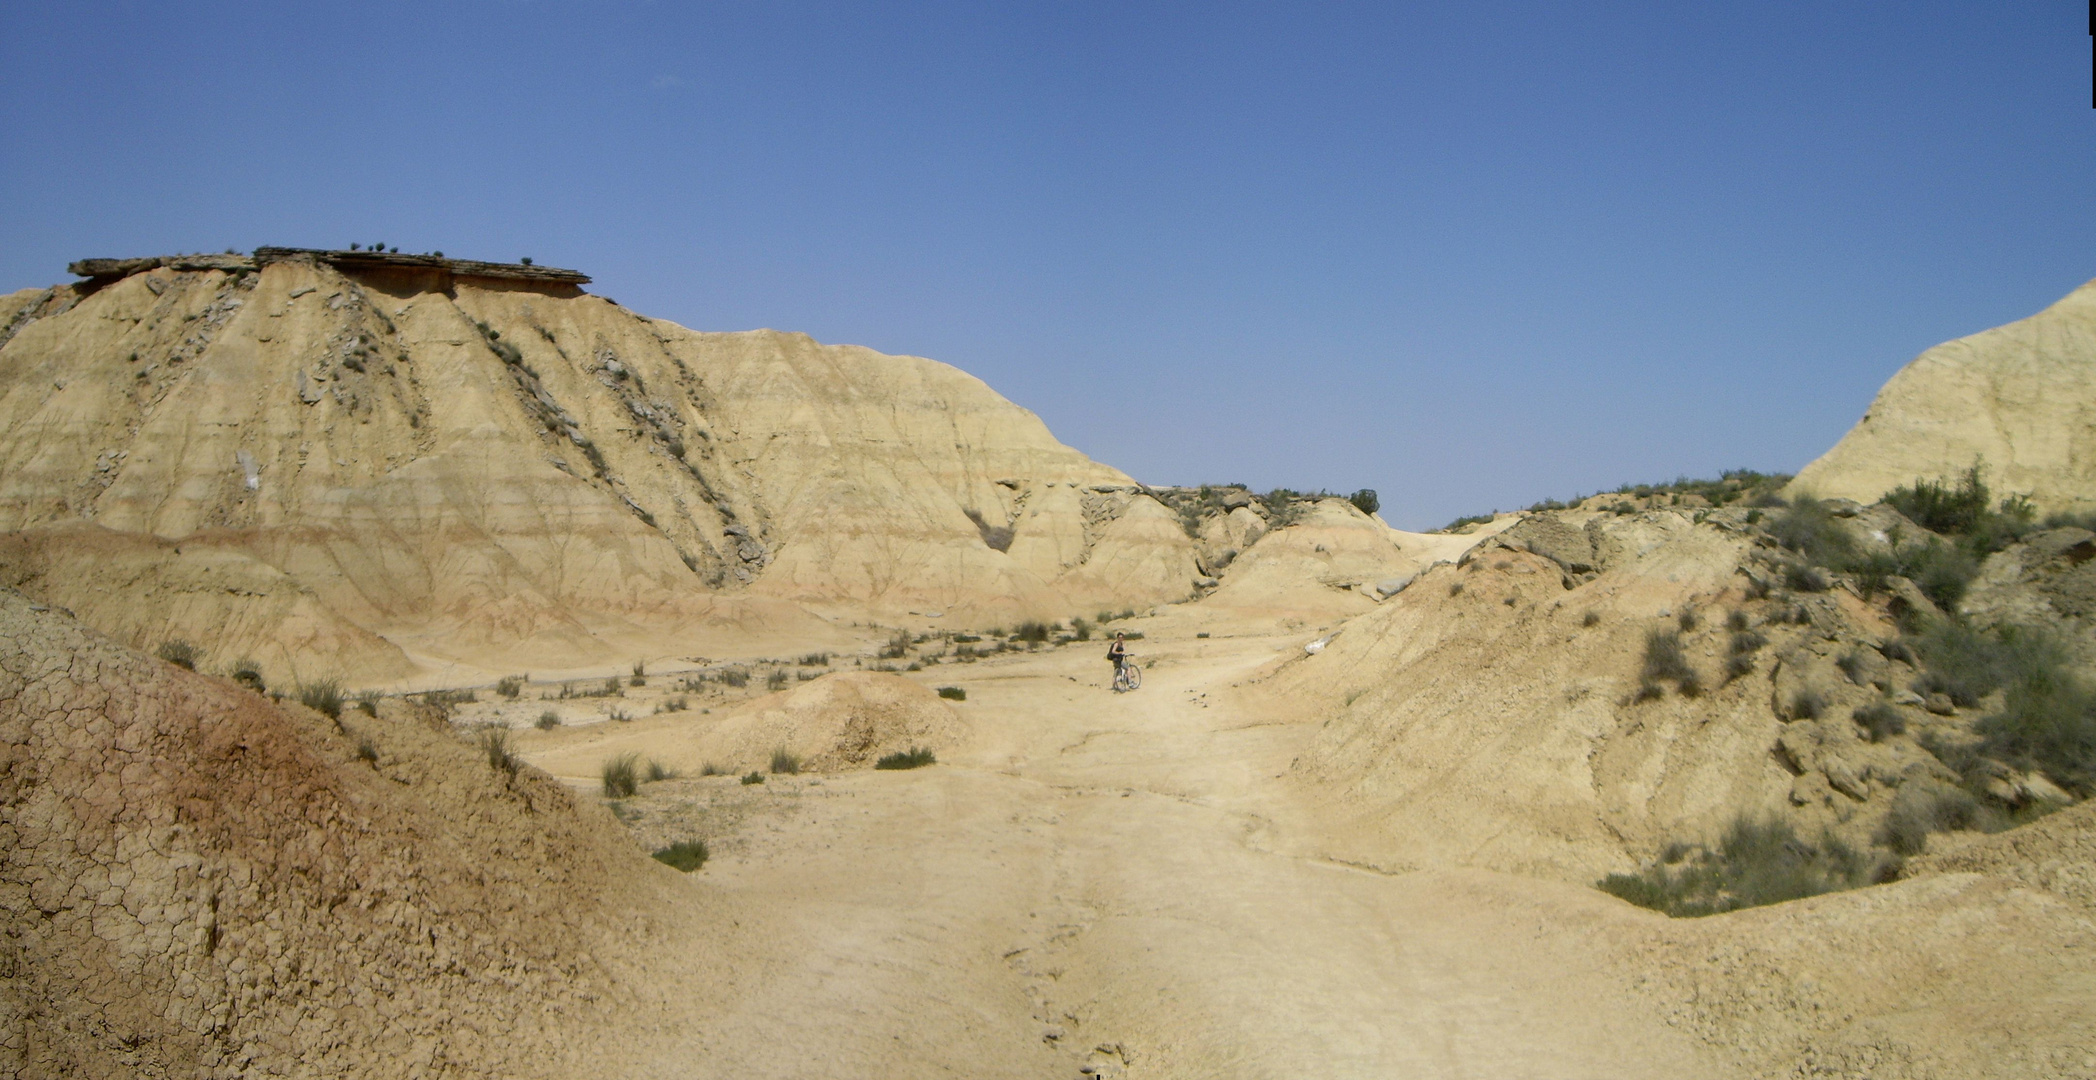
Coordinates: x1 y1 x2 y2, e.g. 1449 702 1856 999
3 2 2090 529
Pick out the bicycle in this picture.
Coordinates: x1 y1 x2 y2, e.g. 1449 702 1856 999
1112 660 1142 693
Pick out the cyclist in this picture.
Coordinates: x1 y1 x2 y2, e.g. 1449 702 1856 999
1106 632 1130 689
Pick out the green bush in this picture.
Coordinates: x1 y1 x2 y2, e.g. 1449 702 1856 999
1908 621 2018 707
156 640 199 670
1013 621 1052 643
936 686 966 701
741 771 765 785
495 675 524 699
1770 497 1856 569
652 839 708 872
298 680 343 720
1598 816 1887 917
602 753 640 797
1974 630 2096 796
1348 489 1379 515
875 746 937 770
769 747 802 775
1789 689 1825 721
536 710 561 730
1885 465 1993 536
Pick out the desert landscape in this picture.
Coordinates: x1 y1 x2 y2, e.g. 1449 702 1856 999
2 248 2092 1078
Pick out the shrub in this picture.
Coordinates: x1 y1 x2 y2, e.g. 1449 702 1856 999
480 728 521 777
657 696 690 713
1348 489 1379 515
231 659 266 692
1973 629 2096 795
1769 497 1856 570
1071 618 1092 642
1440 513 1494 533
631 660 646 681
298 680 343 720
1676 607 1698 632
1634 679 1666 702
1884 465 1991 536
741 771 765 785
1789 689 1825 721
879 630 911 659
769 747 802 775
799 652 831 666
1782 562 1831 593
1013 621 1052 643
719 667 749 688
1726 609 1750 632
603 676 624 697
356 690 382 716
536 710 560 730
496 675 524 699
1448 581 1465 597
652 839 708 872
1909 620 2017 707
1724 652 1756 682
1676 672 1704 698
157 640 199 670
1853 702 1906 743
356 737 379 763
1641 629 1693 683
602 753 640 797
699 761 727 776
1581 610 1601 627
1877 782 1995 856
937 686 966 701
875 746 937 770
607 706 631 722
766 669 790 691
645 758 679 782
1598 816 1886 917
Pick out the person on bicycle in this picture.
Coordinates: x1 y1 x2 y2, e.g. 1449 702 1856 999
1107 632 1129 686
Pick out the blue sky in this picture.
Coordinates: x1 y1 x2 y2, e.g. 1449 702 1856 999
3 2 2090 529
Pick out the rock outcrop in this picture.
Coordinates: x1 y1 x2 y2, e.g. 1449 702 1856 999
0 254 1202 685
1792 277 2096 513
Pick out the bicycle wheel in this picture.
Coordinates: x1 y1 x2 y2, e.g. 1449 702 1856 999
1123 663 1141 690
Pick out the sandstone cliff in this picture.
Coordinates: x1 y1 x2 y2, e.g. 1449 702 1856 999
0 253 1200 686
1792 277 2096 512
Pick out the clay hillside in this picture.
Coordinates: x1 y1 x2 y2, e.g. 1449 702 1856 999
3 256 2094 1079
1792 276 2096 514
0 250 1214 686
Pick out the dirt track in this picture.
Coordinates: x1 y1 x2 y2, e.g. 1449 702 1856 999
525 630 1737 1078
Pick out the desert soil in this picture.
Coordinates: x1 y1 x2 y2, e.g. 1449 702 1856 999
518 626 1738 1079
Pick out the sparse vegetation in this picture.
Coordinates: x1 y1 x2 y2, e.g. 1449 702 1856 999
1581 610 1601 627
741 771 765 785
1789 689 1825 721
719 667 749 688
1013 621 1051 644
230 659 266 692
356 737 379 763
630 661 646 686
700 761 727 776
603 676 624 697
767 669 791 691
607 706 631 722
1853 702 1906 743
937 686 966 701
298 680 344 719
657 696 690 713
480 728 521 778
652 839 709 872
355 689 381 716
1598 816 1888 917
769 747 802 775
1640 629 1693 684
875 746 937 770
1877 782 1997 856
799 652 831 666
156 640 199 670
879 630 911 659
496 675 524 699
1070 617 1093 641
645 758 680 782
602 753 640 797
536 710 561 730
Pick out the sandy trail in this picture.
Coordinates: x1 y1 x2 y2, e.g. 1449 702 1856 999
526 630 1733 1078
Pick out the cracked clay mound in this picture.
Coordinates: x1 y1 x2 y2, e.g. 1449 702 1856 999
1792 276 2096 514
0 587 699 1079
0 254 1201 687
